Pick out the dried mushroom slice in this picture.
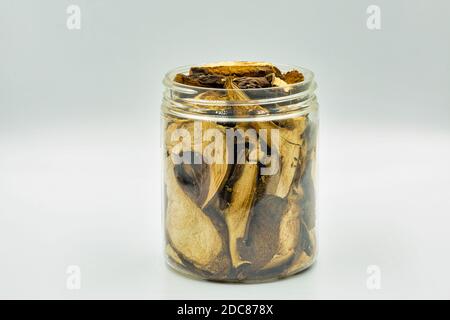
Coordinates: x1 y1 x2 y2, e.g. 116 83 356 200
165 158 226 274
261 198 301 270
165 120 231 209
223 151 259 268
224 78 267 116
232 76 271 89
237 195 288 271
301 150 316 230
299 119 317 230
283 70 305 84
266 73 290 92
191 61 282 78
258 117 307 198
174 73 226 88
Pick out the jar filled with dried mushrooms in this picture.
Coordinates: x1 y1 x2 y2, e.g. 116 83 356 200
162 61 318 282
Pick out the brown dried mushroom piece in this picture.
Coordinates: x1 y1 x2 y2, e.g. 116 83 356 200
283 70 304 84
232 76 271 89
237 195 289 272
174 73 226 88
261 196 301 270
191 61 283 78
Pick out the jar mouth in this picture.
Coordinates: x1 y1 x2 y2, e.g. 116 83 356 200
163 63 315 93
162 63 317 120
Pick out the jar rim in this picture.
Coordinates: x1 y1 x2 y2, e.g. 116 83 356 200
163 63 315 94
162 63 317 121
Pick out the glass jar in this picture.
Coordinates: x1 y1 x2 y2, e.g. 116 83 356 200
161 64 318 282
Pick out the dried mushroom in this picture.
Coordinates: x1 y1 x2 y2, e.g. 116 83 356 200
165 61 316 281
166 120 230 208
283 69 305 84
174 73 226 88
233 76 271 89
224 152 258 268
190 61 282 78
165 159 227 274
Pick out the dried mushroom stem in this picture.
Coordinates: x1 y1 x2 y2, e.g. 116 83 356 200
261 198 301 270
224 159 258 268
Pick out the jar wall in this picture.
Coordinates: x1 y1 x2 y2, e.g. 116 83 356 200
162 99 318 282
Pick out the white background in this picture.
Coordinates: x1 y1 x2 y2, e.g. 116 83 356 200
1 0 449 299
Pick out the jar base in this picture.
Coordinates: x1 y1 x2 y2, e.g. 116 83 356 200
166 257 316 284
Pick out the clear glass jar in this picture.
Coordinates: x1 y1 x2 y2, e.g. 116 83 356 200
161 64 318 282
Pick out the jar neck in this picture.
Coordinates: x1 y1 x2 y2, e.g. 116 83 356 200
162 65 317 122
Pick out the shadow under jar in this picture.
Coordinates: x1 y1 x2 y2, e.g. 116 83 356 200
162 63 318 283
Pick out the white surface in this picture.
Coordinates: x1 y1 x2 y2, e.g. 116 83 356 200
1 122 449 299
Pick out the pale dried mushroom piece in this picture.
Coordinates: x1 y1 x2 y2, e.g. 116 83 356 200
165 119 231 209
223 147 259 268
261 117 308 198
165 157 227 274
266 73 290 92
224 78 267 116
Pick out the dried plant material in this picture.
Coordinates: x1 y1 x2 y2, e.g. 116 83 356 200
174 73 226 88
233 76 271 89
165 158 225 274
283 70 304 84
165 120 230 209
164 61 316 282
266 73 290 92
237 195 288 270
224 78 267 116
261 199 300 270
224 157 258 268
263 117 307 198
191 61 282 78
